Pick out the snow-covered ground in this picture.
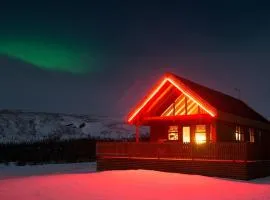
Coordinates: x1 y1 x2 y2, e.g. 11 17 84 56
0 162 96 179
0 162 270 200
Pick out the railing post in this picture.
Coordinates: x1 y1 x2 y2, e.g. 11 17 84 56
191 143 193 160
245 143 248 163
135 125 139 143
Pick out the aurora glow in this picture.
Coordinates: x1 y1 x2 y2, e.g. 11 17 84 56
0 36 93 74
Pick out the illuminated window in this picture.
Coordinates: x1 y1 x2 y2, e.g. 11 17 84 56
235 126 240 141
195 125 206 144
249 128 255 143
183 126 190 143
235 126 244 141
168 126 178 140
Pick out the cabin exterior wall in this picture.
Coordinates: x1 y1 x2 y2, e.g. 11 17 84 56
150 126 168 142
97 157 270 180
149 119 270 144
149 122 212 143
215 119 270 144
216 120 235 142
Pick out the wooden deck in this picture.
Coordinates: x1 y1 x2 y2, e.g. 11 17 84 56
96 142 270 180
97 142 266 161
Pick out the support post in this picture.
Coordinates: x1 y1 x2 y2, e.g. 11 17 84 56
136 125 140 143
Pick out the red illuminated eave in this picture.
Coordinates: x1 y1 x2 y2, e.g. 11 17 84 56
141 114 214 126
127 73 217 124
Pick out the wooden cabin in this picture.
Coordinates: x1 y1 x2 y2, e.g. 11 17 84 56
97 72 270 180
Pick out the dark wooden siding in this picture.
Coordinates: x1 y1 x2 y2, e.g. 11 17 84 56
216 120 270 144
247 161 270 179
150 125 168 142
97 157 270 180
260 129 270 159
216 120 235 141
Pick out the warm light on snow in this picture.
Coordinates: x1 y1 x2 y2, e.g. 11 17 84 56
0 163 270 200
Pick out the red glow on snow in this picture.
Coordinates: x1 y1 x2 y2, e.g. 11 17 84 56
127 74 217 124
1 165 269 200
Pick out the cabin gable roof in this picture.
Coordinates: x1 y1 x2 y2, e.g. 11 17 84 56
172 73 268 123
127 72 268 124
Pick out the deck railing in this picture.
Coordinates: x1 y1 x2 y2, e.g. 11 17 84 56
97 142 266 161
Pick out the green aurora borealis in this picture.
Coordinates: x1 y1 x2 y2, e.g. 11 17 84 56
0 36 93 74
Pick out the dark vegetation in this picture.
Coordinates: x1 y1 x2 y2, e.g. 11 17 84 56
0 139 96 165
0 136 149 166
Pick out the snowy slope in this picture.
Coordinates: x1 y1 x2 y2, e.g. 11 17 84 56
0 163 270 200
0 110 149 143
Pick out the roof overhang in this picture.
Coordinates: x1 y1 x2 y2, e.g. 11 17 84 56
218 111 270 131
141 114 214 126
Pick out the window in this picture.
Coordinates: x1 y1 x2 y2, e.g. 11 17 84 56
183 126 190 143
235 126 244 142
195 125 206 144
168 126 178 140
249 128 255 143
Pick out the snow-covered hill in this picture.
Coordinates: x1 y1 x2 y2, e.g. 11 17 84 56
0 110 149 144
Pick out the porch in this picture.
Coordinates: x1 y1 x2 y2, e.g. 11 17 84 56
96 142 270 180
96 142 266 161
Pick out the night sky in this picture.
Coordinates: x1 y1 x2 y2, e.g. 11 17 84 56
1 1 270 118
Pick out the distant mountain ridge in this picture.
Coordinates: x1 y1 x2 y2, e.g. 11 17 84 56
0 110 149 144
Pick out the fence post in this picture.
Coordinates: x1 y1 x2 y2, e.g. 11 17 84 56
157 144 160 159
191 144 193 160
245 143 247 163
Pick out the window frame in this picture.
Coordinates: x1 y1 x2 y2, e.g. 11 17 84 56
235 125 244 142
168 126 179 141
195 124 207 144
